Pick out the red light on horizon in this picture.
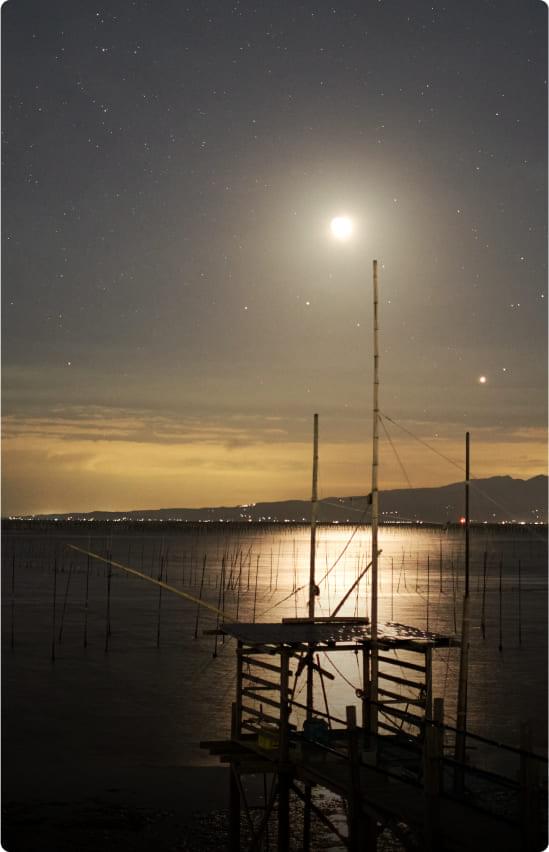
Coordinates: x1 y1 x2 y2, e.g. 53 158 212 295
459 516 466 524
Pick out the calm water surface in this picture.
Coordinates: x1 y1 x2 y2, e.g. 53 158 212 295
2 522 547 795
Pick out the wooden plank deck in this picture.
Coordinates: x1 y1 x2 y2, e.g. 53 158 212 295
203 733 526 851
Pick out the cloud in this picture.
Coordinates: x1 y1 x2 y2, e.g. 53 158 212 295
2 404 546 515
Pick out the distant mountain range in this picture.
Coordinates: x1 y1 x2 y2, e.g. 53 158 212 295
21 475 548 524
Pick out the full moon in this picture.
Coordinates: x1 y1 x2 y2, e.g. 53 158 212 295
330 216 353 240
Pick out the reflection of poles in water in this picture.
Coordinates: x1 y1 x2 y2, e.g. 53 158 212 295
517 559 522 646
396 551 406 593
452 559 457 633
156 549 164 649
105 551 112 652
51 556 58 662
498 557 503 652
235 555 242 622
481 551 487 639
194 554 207 639
455 431 471 792
439 542 443 593
213 557 224 657
83 545 91 648
253 555 260 622
59 561 74 643
10 551 15 649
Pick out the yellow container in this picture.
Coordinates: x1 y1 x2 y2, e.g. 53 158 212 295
258 725 279 751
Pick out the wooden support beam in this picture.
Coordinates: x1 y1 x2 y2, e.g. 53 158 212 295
520 721 541 852
236 641 243 737
241 704 282 725
346 705 377 851
242 671 278 690
425 647 433 721
248 776 278 852
377 654 426 673
229 704 241 852
423 697 443 852
290 782 350 847
241 688 282 711
278 647 291 851
362 644 371 750
378 670 424 690
372 702 424 728
239 655 292 675
378 686 426 708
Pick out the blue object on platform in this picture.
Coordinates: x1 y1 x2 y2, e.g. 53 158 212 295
303 718 330 746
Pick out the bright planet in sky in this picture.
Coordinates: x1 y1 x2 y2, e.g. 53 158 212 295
478 376 487 384
330 216 353 241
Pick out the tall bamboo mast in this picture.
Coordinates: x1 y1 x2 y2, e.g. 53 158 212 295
306 415 319 715
304 413 319 851
370 259 380 735
308 413 319 621
455 432 471 787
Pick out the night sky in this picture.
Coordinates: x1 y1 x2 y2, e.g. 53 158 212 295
2 0 547 515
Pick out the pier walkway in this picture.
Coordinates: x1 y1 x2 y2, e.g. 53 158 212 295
202 619 547 851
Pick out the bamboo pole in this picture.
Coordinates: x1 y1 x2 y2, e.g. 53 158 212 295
156 549 164 648
439 542 443 593
252 554 259 623
105 551 112 652
370 258 380 737
235 555 242 621
83 544 90 648
213 557 224 658
304 414 319 852
58 561 73 643
10 551 15 650
454 432 471 791
517 558 522 646
498 557 503 652
51 556 58 662
194 554 207 639
390 555 394 621
426 553 430 631
481 550 487 639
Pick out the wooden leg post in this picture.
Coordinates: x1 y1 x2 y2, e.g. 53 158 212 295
362 643 371 750
278 647 291 852
347 705 376 851
423 697 443 852
520 721 540 852
229 703 241 852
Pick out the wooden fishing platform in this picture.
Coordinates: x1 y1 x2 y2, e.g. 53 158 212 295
202 618 547 851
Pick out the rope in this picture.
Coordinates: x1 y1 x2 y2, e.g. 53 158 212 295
256 583 308 619
380 416 414 490
322 651 360 692
380 411 548 539
66 544 234 622
316 514 368 587
380 412 464 473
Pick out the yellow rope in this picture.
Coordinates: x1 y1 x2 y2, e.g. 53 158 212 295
66 543 233 622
